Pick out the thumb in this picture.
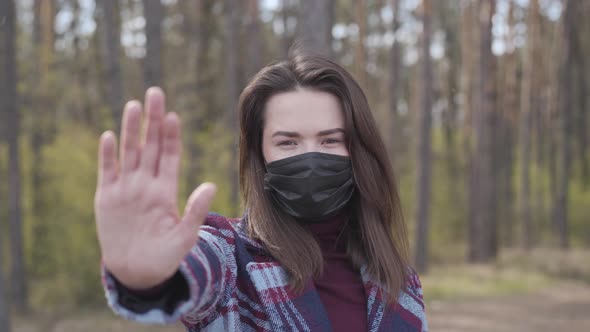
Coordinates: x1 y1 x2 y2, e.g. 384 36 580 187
178 182 217 249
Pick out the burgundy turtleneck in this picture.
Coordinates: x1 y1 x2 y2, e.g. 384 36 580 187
307 214 368 332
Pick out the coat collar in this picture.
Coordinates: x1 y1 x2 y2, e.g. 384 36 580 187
236 216 423 332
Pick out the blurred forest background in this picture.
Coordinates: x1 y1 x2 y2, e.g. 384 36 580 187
0 0 589 331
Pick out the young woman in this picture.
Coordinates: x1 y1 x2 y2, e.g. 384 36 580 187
95 54 427 331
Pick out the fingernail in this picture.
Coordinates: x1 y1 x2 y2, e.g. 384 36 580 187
147 86 164 96
125 100 141 111
101 131 114 141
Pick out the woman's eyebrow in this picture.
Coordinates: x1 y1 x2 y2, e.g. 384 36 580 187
317 128 345 136
272 131 300 138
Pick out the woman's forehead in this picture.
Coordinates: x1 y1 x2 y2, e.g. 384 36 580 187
264 89 344 133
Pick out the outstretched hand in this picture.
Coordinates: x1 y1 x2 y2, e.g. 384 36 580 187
94 87 216 290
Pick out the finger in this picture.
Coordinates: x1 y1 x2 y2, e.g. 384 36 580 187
140 87 165 176
120 101 142 173
98 131 118 187
179 183 217 248
158 112 182 193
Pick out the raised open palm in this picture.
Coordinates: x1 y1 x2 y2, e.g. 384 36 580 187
94 87 216 290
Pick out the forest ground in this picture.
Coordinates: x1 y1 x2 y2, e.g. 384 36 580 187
428 280 590 331
11 249 590 332
12 280 590 332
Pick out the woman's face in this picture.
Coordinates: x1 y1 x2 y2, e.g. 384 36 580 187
262 88 349 163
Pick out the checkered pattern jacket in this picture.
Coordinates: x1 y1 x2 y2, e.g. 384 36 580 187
102 213 428 331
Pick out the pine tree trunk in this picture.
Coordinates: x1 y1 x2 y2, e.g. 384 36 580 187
224 0 241 216
573 5 589 188
2 0 28 314
98 0 124 133
489 62 499 258
414 0 433 274
519 0 539 250
461 2 478 256
246 0 264 79
30 0 56 282
498 3 518 246
546 4 562 246
181 0 205 196
1 0 17 327
281 0 295 57
553 0 576 249
298 0 334 57
143 0 163 88
469 0 495 262
355 0 367 88
0 237 10 332
388 0 402 162
438 1 461 231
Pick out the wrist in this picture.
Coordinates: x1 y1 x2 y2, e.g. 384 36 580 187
103 258 170 291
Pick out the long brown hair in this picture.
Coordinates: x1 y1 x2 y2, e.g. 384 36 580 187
238 53 410 301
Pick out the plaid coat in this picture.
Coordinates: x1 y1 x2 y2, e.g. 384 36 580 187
102 213 428 331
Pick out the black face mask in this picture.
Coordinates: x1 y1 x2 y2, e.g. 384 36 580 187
263 152 355 221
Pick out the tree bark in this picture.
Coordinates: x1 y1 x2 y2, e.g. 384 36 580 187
461 1 478 254
143 0 163 89
0 234 10 332
355 0 367 88
498 0 518 247
224 0 241 216
437 1 461 233
298 0 334 57
245 0 264 79
547 15 561 247
414 0 433 274
388 0 402 161
575 49 588 188
531 8 549 231
2 0 28 314
30 0 58 282
468 0 496 262
98 0 124 133
281 0 295 57
1 0 17 327
181 0 205 196
553 0 576 249
572 4 589 188
519 0 540 250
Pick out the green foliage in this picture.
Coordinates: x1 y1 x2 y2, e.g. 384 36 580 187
191 122 241 217
15 115 245 309
511 150 590 246
421 263 553 302
178 120 237 217
569 180 590 246
398 128 469 263
0 144 9 270
24 122 103 308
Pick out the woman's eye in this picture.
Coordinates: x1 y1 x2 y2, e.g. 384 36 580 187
322 138 341 144
278 140 296 146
